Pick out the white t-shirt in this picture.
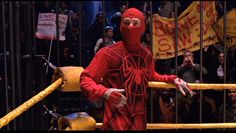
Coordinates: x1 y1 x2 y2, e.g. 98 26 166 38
94 38 115 54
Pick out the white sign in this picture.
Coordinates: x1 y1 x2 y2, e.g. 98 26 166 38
35 13 68 41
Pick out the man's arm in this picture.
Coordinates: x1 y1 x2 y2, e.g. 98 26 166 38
192 64 208 75
80 48 127 108
149 57 194 97
80 49 109 101
94 39 103 54
175 65 186 77
149 57 177 83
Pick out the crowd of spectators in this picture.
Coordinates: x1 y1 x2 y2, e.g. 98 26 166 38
34 1 236 124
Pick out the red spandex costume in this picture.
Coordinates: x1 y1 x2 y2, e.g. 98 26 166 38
80 8 193 130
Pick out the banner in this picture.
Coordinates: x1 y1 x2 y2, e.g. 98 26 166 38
152 1 220 60
212 8 236 48
35 13 68 41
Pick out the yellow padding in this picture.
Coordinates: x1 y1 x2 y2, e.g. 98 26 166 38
53 66 84 92
63 113 96 131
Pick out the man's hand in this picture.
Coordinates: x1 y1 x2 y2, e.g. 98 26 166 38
182 58 195 68
182 58 189 67
174 78 195 97
188 58 195 67
104 88 127 108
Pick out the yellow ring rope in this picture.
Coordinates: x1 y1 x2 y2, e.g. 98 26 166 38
148 81 236 90
1 78 236 129
0 78 63 129
96 123 236 129
146 123 236 129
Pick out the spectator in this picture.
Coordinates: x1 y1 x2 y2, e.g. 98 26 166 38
142 10 151 31
110 4 127 42
87 11 110 57
37 1 55 14
172 50 208 83
57 1 78 66
35 1 55 31
152 9 177 123
158 89 175 123
171 50 217 123
158 1 180 17
216 52 224 82
203 45 222 118
35 1 55 59
204 45 220 84
218 89 236 125
141 31 152 52
215 1 224 18
94 26 116 54
58 1 78 38
229 49 236 83
169 11 175 18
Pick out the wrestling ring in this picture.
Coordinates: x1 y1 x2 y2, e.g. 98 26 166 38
1 66 236 130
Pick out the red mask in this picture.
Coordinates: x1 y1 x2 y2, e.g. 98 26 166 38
120 8 145 51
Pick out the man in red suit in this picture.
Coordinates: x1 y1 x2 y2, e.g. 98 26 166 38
80 8 194 130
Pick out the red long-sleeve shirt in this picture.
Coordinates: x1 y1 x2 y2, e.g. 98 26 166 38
80 41 176 130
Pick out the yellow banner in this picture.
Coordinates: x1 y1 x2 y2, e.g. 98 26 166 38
212 8 236 48
152 1 220 60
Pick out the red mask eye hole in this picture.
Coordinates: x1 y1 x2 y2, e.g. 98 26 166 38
123 21 130 26
122 17 141 27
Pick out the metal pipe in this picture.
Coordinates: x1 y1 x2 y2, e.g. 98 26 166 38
149 0 154 123
2 1 10 130
56 1 60 66
24 2 34 129
9 1 16 130
78 1 82 111
15 1 23 130
78 1 82 66
199 1 203 124
32 1 36 56
102 1 106 46
174 1 179 124
126 1 129 8
54 1 61 118
223 0 227 125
